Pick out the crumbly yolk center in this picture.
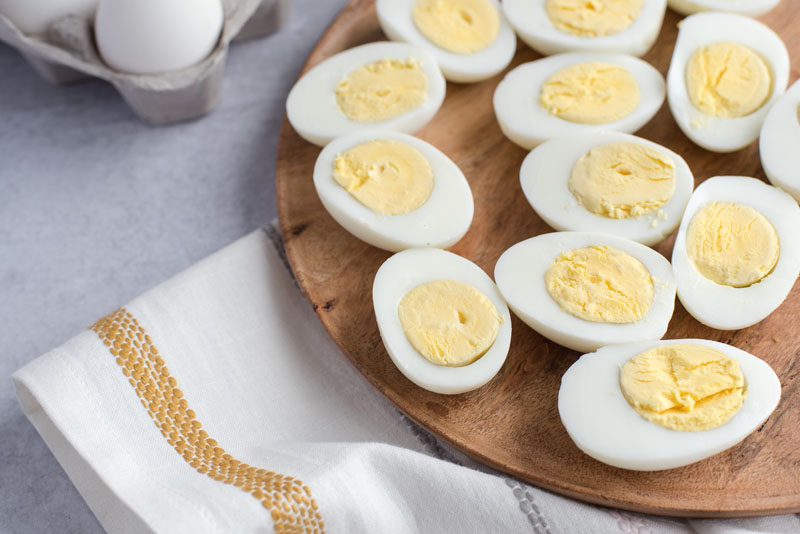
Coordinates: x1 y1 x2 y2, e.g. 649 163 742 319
412 0 500 54
539 62 640 124
544 245 654 324
569 142 676 219
686 201 780 288
686 41 772 118
620 344 746 432
333 140 434 215
335 58 428 122
545 0 643 37
398 280 501 367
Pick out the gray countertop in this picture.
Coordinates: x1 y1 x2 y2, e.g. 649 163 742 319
0 1 346 530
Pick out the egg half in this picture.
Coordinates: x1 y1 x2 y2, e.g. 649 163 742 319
668 0 780 17
373 248 512 394
760 78 800 202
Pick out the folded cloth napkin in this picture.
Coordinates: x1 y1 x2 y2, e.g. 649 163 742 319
14 227 800 533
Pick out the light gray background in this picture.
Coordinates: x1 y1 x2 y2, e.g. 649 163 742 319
0 0 346 531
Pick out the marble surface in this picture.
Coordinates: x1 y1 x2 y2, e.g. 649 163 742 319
0 0 346 531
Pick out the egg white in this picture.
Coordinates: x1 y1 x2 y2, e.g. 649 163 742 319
559 339 781 471
672 176 800 331
668 0 780 17
375 0 517 83
373 248 512 394
286 42 446 147
760 79 800 202
313 130 474 252
520 132 694 246
666 12 789 153
501 0 667 57
493 52 665 150
494 232 676 353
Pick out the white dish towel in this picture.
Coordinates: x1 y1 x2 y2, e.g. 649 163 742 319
14 227 800 533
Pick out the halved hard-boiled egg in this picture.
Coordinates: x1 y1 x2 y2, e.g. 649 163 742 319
494 232 676 353
376 0 516 82
666 12 789 153
520 132 694 246
672 177 800 330
668 0 780 17
760 78 800 202
286 42 446 147
502 0 667 57
313 130 474 252
559 339 781 470
494 52 665 150
373 248 512 394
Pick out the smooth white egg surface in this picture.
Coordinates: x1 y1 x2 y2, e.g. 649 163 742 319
494 52 665 150
520 132 694 246
286 42 446 147
95 0 223 74
760 78 800 202
313 130 473 252
494 232 676 353
373 248 512 394
376 0 516 83
0 0 97 34
666 12 789 153
672 177 800 330
502 0 666 57
668 0 779 17
559 339 781 471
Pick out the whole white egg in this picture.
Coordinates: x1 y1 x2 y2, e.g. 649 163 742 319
666 12 789 153
286 42 446 147
502 0 667 57
559 339 781 471
494 232 676 353
0 0 97 34
313 130 473 252
376 0 516 83
672 176 800 331
668 0 779 17
519 132 694 246
493 52 665 150
373 248 512 394
760 79 800 202
94 0 224 75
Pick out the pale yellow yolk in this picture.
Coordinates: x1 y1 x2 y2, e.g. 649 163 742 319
412 0 500 54
620 344 746 432
569 142 676 219
335 58 428 122
686 201 780 288
539 62 640 124
545 0 643 37
545 245 654 323
333 140 434 215
797 104 800 126
686 42 772 118
398 280 501 367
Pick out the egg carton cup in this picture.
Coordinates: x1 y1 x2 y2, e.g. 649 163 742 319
0 0 289 124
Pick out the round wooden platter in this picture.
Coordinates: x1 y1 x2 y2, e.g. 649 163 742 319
276 0 800 518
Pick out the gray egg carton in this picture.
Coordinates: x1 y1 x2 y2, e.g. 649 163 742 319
0 0 289 124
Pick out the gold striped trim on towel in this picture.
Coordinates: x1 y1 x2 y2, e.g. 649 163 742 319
92 308 325 534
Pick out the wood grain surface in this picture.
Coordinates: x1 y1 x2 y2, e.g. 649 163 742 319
275 0 800 517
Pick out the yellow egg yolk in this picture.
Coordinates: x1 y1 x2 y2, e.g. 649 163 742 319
796 104 800 126
539 62 640 124
336 58 428 122
333 140 434 215
686 42 772 118
686 201 780 288
398 280 501 367
545 245 654 323
545 0 643 37
569 142 676 219
412 0 500 54
620 344 746 432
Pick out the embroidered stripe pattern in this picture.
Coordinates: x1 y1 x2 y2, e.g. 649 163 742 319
92 308 325 534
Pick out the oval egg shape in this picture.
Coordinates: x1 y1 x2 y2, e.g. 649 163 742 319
667 0 780 17
760 78 800 202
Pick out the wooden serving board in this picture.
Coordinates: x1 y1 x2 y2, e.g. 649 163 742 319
275 0 800 517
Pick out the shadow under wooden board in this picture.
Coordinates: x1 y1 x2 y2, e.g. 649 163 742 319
276 0 800 518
